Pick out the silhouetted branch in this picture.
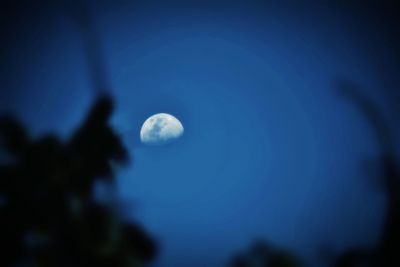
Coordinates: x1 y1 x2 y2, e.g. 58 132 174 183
335 79 400 267
0 96 156 267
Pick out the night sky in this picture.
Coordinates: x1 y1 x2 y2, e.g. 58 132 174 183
1 1 399 267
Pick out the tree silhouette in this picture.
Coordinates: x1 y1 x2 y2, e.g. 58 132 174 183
228 81 399 267
228 240 303 267
0 95 157 267
333 80 400 267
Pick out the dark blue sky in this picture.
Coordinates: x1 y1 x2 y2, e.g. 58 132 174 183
1 1 399 266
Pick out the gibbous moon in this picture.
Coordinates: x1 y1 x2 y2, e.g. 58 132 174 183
140 113 184 145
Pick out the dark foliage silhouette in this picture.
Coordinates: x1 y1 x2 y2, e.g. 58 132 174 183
228 81 399 267
0 95 157 267
1 1 398 267
0 2 157 266
228 240 303 267
332 80 400 267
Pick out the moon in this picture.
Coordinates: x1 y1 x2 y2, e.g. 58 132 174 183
140 113 184 145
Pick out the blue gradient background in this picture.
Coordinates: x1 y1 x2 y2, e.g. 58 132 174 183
1 1 399 266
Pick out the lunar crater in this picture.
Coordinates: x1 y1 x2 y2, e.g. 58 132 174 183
140 113 184 145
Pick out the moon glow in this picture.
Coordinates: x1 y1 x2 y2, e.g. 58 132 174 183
140 113 184 145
